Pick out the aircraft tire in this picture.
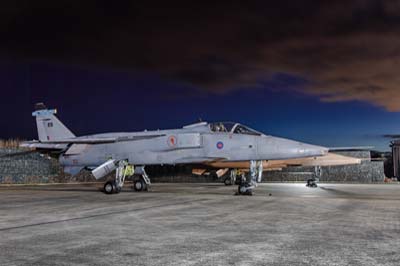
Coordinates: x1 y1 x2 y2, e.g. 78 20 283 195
224 177 232 186
306 179 317 188
238 184 253 195
133 179 145 192
238 185 246 194
104 181 114 194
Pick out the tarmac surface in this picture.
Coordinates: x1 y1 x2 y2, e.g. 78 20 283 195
0 182 400 266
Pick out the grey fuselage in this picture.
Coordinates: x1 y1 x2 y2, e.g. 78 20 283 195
59 122 328 170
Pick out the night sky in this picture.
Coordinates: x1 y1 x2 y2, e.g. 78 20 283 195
1 1 400 151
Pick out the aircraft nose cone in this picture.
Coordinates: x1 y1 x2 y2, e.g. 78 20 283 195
258 136 328 160
298 143 328 157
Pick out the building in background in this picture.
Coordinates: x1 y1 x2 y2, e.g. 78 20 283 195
391 140 400 180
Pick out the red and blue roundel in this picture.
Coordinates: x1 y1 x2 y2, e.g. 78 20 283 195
216 141 224 149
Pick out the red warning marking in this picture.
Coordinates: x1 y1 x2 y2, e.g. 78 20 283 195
167 135 177 147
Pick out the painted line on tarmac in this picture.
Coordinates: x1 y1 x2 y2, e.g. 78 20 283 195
0 182 102 187
0 198 209 232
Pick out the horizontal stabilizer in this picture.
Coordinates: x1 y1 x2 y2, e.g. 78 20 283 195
20 140 67 150
42 137 116 144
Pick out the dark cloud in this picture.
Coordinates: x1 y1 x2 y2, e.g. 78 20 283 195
2 1 400 110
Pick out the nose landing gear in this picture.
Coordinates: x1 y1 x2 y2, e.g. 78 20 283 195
306 166 322 188
102 161 151 194
306 178 318 188
238 182 254 195
237 160 263 196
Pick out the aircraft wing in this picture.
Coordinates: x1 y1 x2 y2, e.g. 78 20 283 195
21 134 166 146
267 152 361 168
204 152 361 170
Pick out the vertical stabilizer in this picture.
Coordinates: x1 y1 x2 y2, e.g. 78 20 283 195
32 103 75 141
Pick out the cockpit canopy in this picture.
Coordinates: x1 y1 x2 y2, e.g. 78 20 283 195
209 122 263 136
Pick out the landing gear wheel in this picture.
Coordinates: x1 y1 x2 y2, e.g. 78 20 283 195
104 181 115 194
133 179 146 192
306 179 317 188
237 184 253 196
224 177 232 186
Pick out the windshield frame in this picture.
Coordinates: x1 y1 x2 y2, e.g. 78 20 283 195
231 124 263 136
209 122 263 136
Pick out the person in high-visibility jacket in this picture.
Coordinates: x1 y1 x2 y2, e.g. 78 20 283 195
124 165 135 176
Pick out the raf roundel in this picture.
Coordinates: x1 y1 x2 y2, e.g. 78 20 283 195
216 141 224 150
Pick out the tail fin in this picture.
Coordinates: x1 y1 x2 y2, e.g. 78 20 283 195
32 103 75 141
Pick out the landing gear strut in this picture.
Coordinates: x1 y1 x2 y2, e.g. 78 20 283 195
306 166 321 188
237 160 263 196
131 166 151 192
103 160 130 194
102 162 151 194
224 169 239 186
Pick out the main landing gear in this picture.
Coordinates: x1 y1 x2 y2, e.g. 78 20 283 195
237 160 263 196
103 161 151 194
104 180 118 194
103 160 129 194
224 169 245 186
132 166 151 192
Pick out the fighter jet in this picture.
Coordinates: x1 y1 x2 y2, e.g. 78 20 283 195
21 103 329 195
